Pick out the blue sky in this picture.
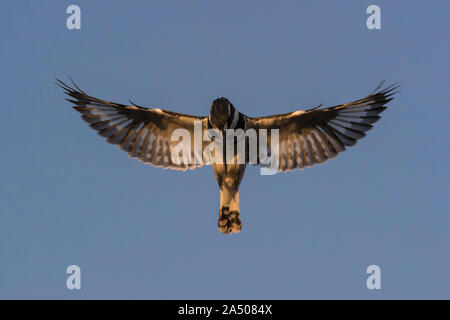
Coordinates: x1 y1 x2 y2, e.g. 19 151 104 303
0 1 449 299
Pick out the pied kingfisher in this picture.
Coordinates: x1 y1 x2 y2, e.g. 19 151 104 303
57 79 398 234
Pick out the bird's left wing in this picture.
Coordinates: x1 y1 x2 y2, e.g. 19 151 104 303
247 83 399 172
57 79 209 170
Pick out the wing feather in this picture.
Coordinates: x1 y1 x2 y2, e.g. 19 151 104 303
57 79 209 170
247 83 399 172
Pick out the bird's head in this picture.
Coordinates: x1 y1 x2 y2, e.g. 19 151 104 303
209 97 233 130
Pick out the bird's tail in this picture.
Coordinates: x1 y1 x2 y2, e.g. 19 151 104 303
218 189 241 234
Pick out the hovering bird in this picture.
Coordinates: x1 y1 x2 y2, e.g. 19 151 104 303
57 79 398 234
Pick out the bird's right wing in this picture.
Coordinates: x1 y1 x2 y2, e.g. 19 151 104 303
247 83 399 172
57 79 210 171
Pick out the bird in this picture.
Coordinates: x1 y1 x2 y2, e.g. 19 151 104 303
57 78 398 234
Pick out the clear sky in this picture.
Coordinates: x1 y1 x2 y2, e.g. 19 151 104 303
0 1 449 299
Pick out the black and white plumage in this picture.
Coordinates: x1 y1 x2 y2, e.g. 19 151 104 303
57 79 398 234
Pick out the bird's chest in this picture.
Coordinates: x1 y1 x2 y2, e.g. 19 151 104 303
212 161 245 189
212 159 242 176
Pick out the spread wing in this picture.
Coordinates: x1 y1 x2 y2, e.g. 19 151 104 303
247 83 399 172
57 79 209 171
